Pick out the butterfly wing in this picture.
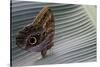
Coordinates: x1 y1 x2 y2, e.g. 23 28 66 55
16 6 55 54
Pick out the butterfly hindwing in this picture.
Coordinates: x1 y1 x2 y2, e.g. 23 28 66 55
16 6 55 58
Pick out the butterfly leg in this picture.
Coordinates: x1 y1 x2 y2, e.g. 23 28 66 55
41 42 54 58
47 42 54 55
41 49 47 58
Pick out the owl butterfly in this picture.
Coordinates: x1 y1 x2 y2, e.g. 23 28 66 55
16 6 55 58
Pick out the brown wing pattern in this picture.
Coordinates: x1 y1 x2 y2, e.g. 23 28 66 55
16 6 55 58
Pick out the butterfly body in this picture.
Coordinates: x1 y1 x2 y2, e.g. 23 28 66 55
16 6 55 58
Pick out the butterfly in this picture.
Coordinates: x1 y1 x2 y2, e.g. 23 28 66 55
16 6 55 58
